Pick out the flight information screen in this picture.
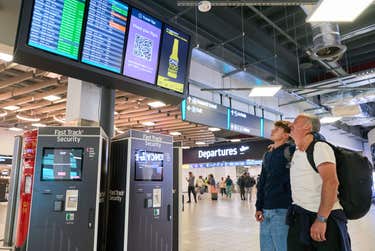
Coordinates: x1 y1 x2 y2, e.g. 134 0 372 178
81 0 129 73
28 0 86 60
41 148 84 181
157 25 190 93
123 8 162 84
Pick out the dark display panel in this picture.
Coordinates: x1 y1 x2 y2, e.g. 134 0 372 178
123 8 162 84
135 150 163 181
28 0 86 60
229 109 261 136
157 25 190 93
81 0 129 73
41 148 83 181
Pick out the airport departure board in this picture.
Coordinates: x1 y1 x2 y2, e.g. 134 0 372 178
81 0 129 73
123 8 162 84
157 25 190 93
28 0 86 60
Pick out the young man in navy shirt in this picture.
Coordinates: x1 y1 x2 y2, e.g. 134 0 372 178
255 120 295 251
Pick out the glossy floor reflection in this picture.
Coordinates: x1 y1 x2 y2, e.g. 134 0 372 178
181 193 375 251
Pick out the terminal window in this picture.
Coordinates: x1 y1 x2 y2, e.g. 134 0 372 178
41 148 84 181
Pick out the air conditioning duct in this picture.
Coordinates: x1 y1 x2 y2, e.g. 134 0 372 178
331 105 363 117
310 23 347 62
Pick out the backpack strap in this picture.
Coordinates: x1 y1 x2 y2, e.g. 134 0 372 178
305 140 319 173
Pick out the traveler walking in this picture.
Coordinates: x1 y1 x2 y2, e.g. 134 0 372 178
245 173 256 201
209 174 218 200
287 114 351 251
196 175 205 200
225 175 233 198
186 172 197 203
219 177 226 197
237 174 246 200
255 120 295 251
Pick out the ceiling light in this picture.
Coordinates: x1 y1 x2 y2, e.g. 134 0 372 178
43 95 61 102
32 123 47 127
16 114 41 122
196 141 206 145
170 131 182 136
0 111 7 117
148 101 166 108
230 139 241 143
249 86 282 97
182 146 191 149
0 52 13 62
53 115 66 124
307 0 373 22
114 111 119 115
116 128 124 134
208 127 221 132
320 116 342 124
198 1 212 12
9 127 23 132
142 121 155 126
3 105 20 111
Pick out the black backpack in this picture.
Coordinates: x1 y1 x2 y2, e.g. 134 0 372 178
306 140 374 220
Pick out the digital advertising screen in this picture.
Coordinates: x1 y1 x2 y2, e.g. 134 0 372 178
157 25 190 93
123 8 162 84
28 0 86 60
81 0 129 73
134 150 163 181
41 148 83 181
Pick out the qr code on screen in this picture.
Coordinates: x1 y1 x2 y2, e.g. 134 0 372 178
133 34 153 61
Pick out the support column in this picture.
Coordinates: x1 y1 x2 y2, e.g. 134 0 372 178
368 129 375 165
65 78 115 137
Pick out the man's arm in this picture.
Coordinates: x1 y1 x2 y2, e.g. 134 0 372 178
310 162 339 242
317 162 339 218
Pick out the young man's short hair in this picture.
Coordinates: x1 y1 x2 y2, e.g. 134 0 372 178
274 120 291 133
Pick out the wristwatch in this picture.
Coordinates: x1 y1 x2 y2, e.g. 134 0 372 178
316 214 328 223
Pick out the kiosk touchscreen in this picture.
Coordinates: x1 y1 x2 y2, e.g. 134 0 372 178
26 127 108 251
108 130 174 251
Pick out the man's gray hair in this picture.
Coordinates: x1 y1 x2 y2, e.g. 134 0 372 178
299 113 321 132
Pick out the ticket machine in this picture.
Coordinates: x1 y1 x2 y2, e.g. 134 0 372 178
107 130 173 251
26 127 108 251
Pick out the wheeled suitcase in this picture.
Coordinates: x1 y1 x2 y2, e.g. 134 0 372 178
211 192 218 200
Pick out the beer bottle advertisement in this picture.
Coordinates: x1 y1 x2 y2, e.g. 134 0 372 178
157 25 190 93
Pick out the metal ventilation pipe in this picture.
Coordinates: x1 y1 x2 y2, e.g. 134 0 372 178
301 5 348 76
310 22 347 62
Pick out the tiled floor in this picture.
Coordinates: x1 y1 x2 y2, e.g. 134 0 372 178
182 193 375 251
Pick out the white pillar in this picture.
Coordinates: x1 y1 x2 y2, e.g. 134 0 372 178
65 78 102 125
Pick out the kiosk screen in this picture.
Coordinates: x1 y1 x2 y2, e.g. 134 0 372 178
135 150 163 181
41 148 84 181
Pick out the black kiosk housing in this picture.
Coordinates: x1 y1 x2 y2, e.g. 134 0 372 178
26 127 109 251
108 130 174 251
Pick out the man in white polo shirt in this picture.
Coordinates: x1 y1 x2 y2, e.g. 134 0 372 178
287 114 351 251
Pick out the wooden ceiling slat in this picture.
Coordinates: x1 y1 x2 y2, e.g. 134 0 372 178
0 79 58 101
0 72 34 90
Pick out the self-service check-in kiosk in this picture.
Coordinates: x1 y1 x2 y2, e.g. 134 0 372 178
26 127 109 251
107 130 173 251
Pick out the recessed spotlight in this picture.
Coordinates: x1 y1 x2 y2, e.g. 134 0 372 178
9 127 23 132
320 116 342 124
142 121 155 126
249 86 282 97
148 101 166 108
0 111 7 117
198 1 212 12
114 111 119 115
53 115 66 124
3 105 20 111
182 146 191 149
43 95 61 102
16 114 41 122
169 131 182 136
196 141 206 145
0 52 13 62
208 127 221 132
32 123 47 127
